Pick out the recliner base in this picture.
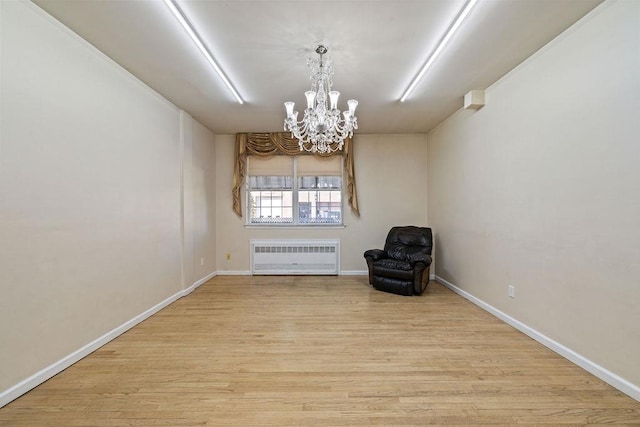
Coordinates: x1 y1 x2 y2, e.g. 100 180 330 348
371 276 414 296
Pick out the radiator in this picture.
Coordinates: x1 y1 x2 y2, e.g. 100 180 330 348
250 239 339 275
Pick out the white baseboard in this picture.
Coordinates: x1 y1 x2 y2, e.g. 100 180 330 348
339 270 367 275
195 271 216 287
435 275 640 402
217 270 370 276
216 270 251 276
340 269 435 278
183 271 216 296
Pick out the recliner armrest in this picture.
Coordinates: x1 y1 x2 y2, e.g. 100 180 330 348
407 253 432 266
364 249 386 262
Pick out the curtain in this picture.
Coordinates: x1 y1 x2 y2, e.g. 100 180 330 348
232 132 359 218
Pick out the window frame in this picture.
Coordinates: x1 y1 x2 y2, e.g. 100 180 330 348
245 156 344 227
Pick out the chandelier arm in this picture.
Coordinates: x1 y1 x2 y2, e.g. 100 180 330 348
332 118 355 136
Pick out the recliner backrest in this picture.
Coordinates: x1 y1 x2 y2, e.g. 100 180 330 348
384 226 432 261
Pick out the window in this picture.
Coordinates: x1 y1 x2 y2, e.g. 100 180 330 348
298 176 342 224
247 155 343 226
248 176 293 224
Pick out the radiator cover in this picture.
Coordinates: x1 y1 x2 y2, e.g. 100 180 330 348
250 239 339 275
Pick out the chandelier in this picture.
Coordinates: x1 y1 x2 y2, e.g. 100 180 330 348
284 45 358 154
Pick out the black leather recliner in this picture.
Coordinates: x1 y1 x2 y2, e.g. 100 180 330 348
364 226 433 296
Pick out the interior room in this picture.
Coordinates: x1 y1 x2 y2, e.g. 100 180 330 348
1 0 639 424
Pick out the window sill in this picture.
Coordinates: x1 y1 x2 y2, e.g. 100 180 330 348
244 224 346 229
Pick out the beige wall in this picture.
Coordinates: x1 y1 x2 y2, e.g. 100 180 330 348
0 2 216 397
191 120 217 281
181 112 217 288
427 0 640 386
215 133 428 273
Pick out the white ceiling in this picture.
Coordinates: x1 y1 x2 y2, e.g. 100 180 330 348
32 0 603 134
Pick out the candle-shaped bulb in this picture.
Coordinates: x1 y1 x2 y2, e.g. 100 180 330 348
329 91 339 110
348 99 358 115
305 91 316 109
284 102 295 118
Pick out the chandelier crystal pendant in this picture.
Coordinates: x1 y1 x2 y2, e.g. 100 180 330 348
284 45 358 154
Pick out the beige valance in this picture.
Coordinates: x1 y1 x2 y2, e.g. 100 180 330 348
246 155 293 176
232 132 359 217
297 155 342 176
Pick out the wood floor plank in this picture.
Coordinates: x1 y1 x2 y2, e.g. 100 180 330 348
1 276 639 426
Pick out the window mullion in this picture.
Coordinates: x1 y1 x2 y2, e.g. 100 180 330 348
292 157 299 225
245 180 250 225
340 156 345 224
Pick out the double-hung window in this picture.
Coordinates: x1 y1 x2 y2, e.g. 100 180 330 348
247 155 343 226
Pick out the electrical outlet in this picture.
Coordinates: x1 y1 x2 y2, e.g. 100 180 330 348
226 253 231 260
508 285 515 299
200 257 204 266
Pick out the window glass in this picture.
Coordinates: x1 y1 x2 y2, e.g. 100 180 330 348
248 176 293 224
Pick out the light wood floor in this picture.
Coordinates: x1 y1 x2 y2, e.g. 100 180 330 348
1 276 639 426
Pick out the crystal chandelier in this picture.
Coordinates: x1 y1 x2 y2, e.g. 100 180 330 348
284 45 358 154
